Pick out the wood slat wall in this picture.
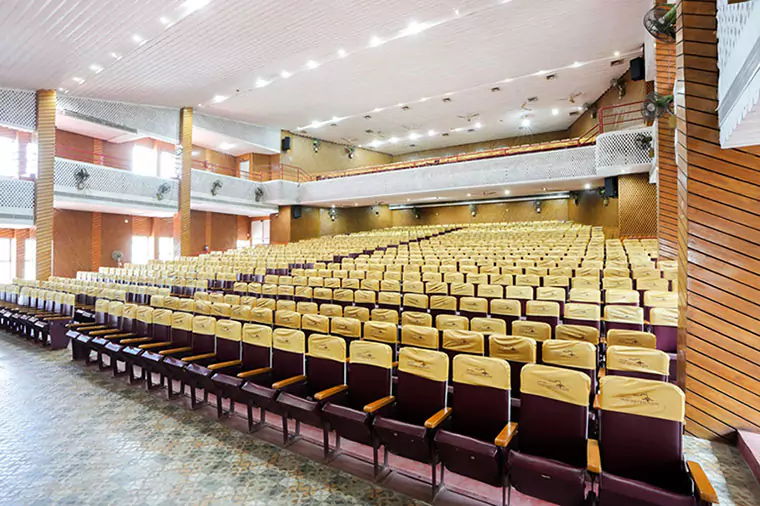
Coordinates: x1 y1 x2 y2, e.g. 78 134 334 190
677 0 760 441
656 0 679 259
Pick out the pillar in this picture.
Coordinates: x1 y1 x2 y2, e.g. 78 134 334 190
178 107 193 256
35 90 55 280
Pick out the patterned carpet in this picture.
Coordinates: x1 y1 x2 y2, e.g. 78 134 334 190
1 333 758 506
0 335 421 506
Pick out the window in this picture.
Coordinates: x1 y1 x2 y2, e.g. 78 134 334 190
24 238 35 280
131 235 155 265
159 151 177 178
25 143 37 177
0 238 14 283
0 137 19 178
157 236 174 261
132 145 157 176
239 159 250 180
236 240 250 249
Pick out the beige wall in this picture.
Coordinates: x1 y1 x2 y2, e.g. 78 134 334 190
280 131 392 175
392 130 570 162
393 199 570 226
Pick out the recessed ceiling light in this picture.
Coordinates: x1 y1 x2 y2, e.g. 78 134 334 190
521 118 531 127
306 60 319 69
331 116 341 122
132 34 144 44
90 64 103 73
405 20 426 35
502 78 514 83
584 183 592 190
159 16 170 25
408 132 421 140
219 142 235 150
614 51 621 57
110 52 121 59
474 122 482 129
534 70 548 76
72 77 85 84
453 127 465 132
354 203 358 206
182 0 210 13
255 78 270 88
571 61 584 68
280 70 291 79
504 190 511 195
542 187 547 191
419 97 429 102
467 193 472 197
309 120 321 128
369 36 384 47
388 137 399 144
372 107 384 113
454 8 460 16
577 106 584 111
212 95 228 103
427 130 436 136
552 109 559 116
337 48 348 58
407 198 411 202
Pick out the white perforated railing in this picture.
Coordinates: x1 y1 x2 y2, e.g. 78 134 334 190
191 169 276 215
54 158 178 212
595 127 655 175
718 0 756 74
0 177 34 226
0 88 36 131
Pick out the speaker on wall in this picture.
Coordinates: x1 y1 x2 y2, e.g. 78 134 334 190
630 57 645 81
281 136 291 152
605 176 619 198
292 205 301 219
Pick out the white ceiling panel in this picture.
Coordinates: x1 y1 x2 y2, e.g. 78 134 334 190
0 0 652 155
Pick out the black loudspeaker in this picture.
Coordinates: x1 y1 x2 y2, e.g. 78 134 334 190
605 176 619 198
281 136 291 152
630 57 645 81
292 205 301 219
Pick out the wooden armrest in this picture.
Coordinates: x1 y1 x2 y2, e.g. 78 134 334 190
88 328 120 336
66 322 97 328
102 332 135 339
119 337 153 345
159 346 193 356
425 407 453 429
183 353 216 362
364 396 395 414
208 360 242 371
80 325 108 332
687 461 719 504
598 368 607 379
43 316 72 321
272 375 307 390
139 341 172 350
593 394 601 410
314 384 349 401
587 439 601 473
392 361 399 368
495 422 518 447
237 367 272 379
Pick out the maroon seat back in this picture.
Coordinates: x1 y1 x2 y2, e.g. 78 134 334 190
451 355 510 441
396 347 449 425
170 312 194 347
347 341 393 409
306 335 347 395
241 324 273 369
541 340 598 399
133 306 154 338
215 320 242 362
271 329 306 382
151 309 172 341
489 335 537 398
651 308 678 353
191 315 217 354
599 376 691 494
518 364 590 468
105 301 125 329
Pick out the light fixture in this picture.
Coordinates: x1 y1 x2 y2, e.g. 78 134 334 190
182 0 210 13
309 120 321 128
584 183 592 190
369 36 384 47
571 61 584 68
419 97 429 102
338 48 347 58
427 130 437 137
306 60 319 69
408 132 421 141
405 20 426 35
521 118 531 127
219 142 236 150
454 8 460 15
280 70 291 79
124 219 129 224
212 95 228 103
132 34 144 44
368 139 383 148
255 78 270 88
192 150 200 156
159 16 170 25
504 189 511 195
110 52 121 59
552 109 559 116
534 70 548 76
372 107 384 113
467 193 472 197
614 50 621 57
388 137 399 144
331 116 342 122
577 106 584 111
72 77 85 84
90 64 102 73
453 127 465 132
474 122 482 129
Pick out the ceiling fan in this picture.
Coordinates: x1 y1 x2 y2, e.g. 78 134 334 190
457 113 480 123
559 92 583 104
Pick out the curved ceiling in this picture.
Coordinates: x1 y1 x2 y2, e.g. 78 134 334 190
0 0 651 154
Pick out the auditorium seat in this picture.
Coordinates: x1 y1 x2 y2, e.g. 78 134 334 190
162 315 218 406
606 329 657 349
650 307 678 382
604 345 669 382
489 335 537 422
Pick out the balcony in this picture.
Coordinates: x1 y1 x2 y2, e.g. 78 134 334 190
190 169 277 217
717 0 760 148
0 177 35 227
595 126 655 177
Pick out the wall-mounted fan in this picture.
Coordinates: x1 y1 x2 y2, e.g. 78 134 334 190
254 187 264 202
641 92 674 121
111 250 124 266
644 4 677 44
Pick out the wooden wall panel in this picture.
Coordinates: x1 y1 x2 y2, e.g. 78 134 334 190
618 173 658 237
210 213 237 251
35 90 56 280
677 0 760 441
101 214 132 268
53 210 92 277
567 193 621 238
269 206 292 244
91 213 101 271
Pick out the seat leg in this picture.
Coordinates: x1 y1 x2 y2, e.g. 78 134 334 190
167 377 173 398
322 425 331 461
247 403 254 432
190 387 196 408
282 415 290 445
431 460 437 498
216 395 224 419
203 390 208 404
146 370 153 390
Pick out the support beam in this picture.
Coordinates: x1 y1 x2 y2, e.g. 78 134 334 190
35 90 55 281
178 107 193 256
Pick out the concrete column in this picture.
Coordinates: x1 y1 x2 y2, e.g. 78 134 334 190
35 90 55 280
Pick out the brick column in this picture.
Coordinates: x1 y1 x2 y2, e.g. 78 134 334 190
35 90 56 280
178 108 193 256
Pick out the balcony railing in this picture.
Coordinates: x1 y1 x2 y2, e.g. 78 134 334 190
0 177 34 227
595 126 655 176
